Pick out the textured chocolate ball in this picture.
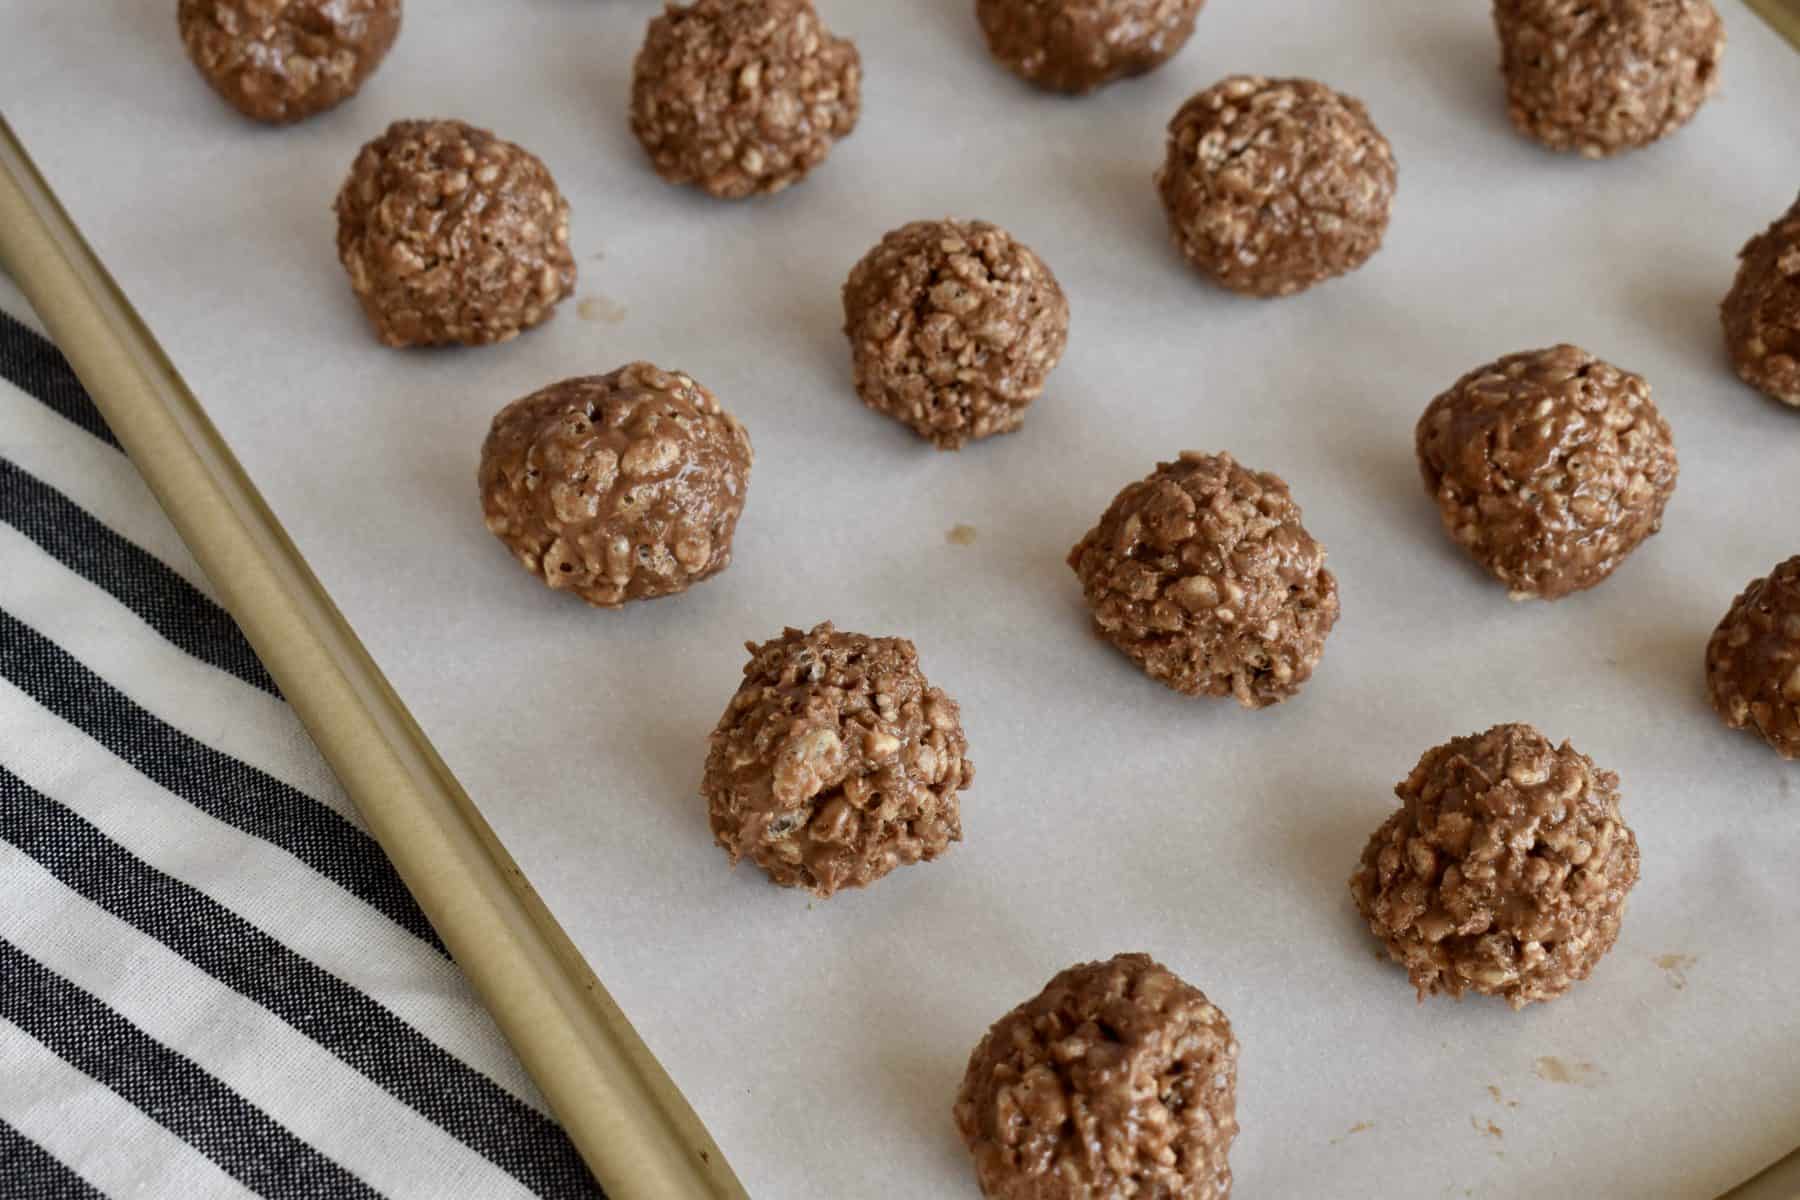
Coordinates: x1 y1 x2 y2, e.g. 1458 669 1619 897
1156 75 1396 298
629 0 861 199
1350 724 1640 1009
1494 0 1723 158
479 365 752 608
703 623 973 897
178 0 401 124
335 119 575 348
975 0 1206 95
1415 345 1679 600
954 953 1238 1200
1705 556 1800 760
842 218 1069 450
1068 451 1339 708
1722 192 1800 408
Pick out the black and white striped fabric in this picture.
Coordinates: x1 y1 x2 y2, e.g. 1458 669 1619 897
0 275 605 1200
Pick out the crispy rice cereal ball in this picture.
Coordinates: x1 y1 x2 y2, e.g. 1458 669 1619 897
479 366 752 607
1068 451 1339 708
703 623 974 897
975 0 1207 94
335 119 575 347
842 218 1069 450
1705 556 1800 759
1351 724 1640 1009
629 0 862 199
1493 0 1724 158
1415 344 1678 600
178 0 401 124
1156 75 1396 297
1722 192 1800 407
955 953 1238 1199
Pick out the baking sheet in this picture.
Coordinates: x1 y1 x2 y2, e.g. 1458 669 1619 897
6 2 1799 1196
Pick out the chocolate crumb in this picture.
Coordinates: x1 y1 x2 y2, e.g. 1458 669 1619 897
1653 953 1696 989
1533 1056 1601 1086
578 296 628 324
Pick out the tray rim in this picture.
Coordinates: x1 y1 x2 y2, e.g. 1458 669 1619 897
4 1 1799 1194
0 118 747 1200
1746 0 1800 43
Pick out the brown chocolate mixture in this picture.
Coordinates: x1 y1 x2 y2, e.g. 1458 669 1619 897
179 0 401 124
335 118 575 348
1494 0 1724 157
1156 75 1396 298
842 218 1069 450
1416 344 1678 600
976 0 1206 94
1722 191 1800 407
630 0 861 199
479 365 752 607
1068 451 1339 708
703 623 973 897
955 953 1238 1199
1351 723 1641 1009
1705 556 1800 760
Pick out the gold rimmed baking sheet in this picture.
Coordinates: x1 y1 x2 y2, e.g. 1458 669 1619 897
3 1 1798 1196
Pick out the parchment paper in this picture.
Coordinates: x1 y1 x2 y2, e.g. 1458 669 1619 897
6 2 1799 1195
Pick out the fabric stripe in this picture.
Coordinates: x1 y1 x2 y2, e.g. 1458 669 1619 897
0 1120 105 1200
0 458 278 695
0 765 600 1199
0 374 219 605
0 311 119 450
0 941 381 1200
0 846 540 1200
0 520 330 806
0 678 546 1113
0 1018 256 1200
0 608 444 954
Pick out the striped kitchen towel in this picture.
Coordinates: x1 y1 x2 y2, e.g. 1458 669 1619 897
0 274 604 1200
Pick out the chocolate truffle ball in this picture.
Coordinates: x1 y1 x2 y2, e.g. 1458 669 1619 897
1156 76 1396 298
178 0 401 125
975 0 1206 95
1350 723 1641 1009
629 0 861 200
1068 451 1339 708
335 119 575 348
1722 192 1800 408
1415 344 1679 601
842 219 1069 450
1494 0 1724 158
954 953 1238 1200
703 623 973 897
479 365 752 608
1705 556 1800 760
